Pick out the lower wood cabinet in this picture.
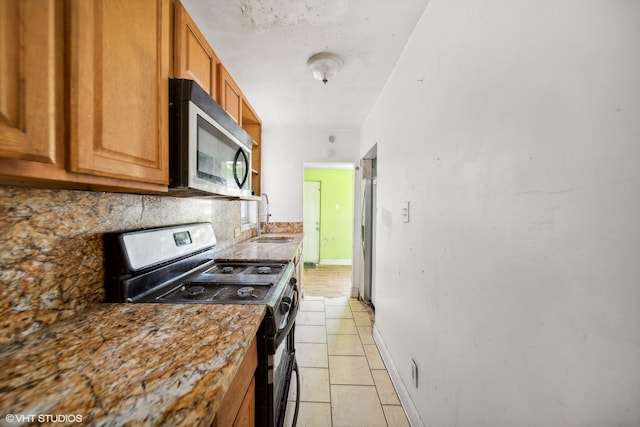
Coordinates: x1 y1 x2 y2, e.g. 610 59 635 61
232 377 255 427
294 243 304 297
212 336 257 427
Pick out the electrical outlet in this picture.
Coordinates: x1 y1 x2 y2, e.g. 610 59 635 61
411 359 418 388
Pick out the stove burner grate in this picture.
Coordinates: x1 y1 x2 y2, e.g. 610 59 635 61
156 281 273 303
237 286 255 298
184 285 205 298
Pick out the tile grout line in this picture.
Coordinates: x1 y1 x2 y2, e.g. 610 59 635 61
324 297 334 427
325 297 390 427
358 306 391 427
298 296 399 425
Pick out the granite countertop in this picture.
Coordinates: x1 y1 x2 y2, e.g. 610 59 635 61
214 233 303 263
0 303 265 426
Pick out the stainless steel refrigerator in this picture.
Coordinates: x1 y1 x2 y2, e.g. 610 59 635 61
360 156 376 306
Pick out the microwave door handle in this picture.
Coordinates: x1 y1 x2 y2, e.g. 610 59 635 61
233 148 249 188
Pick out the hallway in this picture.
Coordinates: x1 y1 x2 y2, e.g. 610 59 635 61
302 265 353 298
285 266 410 426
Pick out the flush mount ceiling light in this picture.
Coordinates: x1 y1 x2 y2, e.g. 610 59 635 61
307 52 344 85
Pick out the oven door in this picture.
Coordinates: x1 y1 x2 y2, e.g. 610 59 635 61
273 324 297 427
256 284 300 427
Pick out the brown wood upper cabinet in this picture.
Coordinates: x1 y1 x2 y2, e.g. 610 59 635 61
242 100 262 196
173 1 263 196
0 0 260 194
173 0 219 101
0 0 64 166
68 0 169 186
219 65 243 125
0 0 170 192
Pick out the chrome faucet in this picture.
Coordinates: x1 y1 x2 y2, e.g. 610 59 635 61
257 193 270 237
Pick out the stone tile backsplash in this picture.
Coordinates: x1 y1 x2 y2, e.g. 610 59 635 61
263 222 303 233
0 186 250 344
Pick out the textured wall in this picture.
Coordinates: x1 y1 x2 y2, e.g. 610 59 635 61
0 186 248 344
362 0 640 425
261 129 360 222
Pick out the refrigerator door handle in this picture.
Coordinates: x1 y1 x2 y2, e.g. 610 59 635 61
361 183 367 255
361 224 366 256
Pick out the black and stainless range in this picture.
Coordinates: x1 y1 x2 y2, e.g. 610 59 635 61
104 222 300 427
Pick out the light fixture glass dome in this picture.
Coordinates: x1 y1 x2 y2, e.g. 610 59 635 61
307 52 344 85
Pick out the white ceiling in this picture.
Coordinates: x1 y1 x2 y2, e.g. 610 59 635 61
181 0 430 131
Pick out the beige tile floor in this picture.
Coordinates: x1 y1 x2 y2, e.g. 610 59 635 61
284 296 410 427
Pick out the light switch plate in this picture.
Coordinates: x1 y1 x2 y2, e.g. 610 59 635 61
402 201 410 223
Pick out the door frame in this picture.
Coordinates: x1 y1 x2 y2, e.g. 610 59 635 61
303 162 355 267
303 180 321 264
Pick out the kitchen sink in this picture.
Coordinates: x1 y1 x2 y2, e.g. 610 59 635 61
255 237 293 243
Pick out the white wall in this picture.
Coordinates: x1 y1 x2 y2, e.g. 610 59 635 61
262 129 362 288
262 129 360 222
363 0 640 425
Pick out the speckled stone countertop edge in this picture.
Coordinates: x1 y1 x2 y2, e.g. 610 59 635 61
213 233 304 263
0 303 266 426
0 233 303 425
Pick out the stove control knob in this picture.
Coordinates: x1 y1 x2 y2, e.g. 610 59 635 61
289 277 297 286
280 296 292 313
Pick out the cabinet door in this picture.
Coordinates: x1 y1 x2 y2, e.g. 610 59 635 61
68 0 169 185
0 0 63 165
174 1 219 101
232 376 255 427
219 65 242 124
241 99 261 196
212 338 257 427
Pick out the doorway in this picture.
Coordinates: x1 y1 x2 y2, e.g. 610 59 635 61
302 163 355 267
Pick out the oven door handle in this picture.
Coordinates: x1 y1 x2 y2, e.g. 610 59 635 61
270 285 299 351
292 357 300 426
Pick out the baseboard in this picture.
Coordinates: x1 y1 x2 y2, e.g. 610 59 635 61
373 324 423 427
318 259 352 266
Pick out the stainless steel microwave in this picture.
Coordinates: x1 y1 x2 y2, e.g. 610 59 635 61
169 79 252 197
